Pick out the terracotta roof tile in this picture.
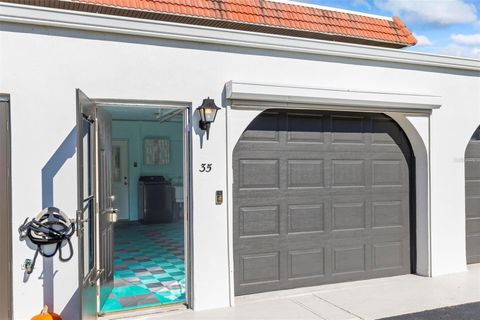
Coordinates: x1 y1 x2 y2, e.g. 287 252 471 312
13 0 417 47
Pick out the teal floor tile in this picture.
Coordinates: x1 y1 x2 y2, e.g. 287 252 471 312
100 221 186 314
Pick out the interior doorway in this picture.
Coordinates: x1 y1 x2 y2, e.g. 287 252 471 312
76 90 191 319
112 140 129 220
99 105 189 314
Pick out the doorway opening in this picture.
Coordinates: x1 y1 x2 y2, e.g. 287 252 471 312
99 105 189 315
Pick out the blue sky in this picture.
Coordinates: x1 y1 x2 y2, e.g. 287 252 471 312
302 0 480 58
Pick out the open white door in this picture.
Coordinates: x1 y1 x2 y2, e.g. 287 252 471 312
77 90 117 319
76 89 99 320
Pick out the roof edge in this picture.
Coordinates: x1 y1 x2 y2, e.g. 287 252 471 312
392 16 417 46
0 3 478 71
267 0 393 21
4 0 415 47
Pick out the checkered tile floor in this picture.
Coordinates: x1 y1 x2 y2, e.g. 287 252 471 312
100 221 185 314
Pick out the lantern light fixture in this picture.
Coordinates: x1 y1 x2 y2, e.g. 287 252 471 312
196 97 220 140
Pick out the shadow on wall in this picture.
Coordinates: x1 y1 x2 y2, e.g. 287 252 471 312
192 106 205 148
40 127 79 319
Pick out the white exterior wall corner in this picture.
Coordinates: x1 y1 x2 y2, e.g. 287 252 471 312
430 88 480 276
1 3 480 319
386 113 430 276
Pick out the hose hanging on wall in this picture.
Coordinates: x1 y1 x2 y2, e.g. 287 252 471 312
18 207 75 274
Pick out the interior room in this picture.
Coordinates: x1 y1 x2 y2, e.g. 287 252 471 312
99 106 186 314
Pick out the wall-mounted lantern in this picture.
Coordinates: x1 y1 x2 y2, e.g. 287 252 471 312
197 97 220 140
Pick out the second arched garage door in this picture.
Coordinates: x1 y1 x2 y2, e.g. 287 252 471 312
233 110 414 295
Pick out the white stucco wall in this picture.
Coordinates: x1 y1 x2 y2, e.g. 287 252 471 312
1 6 479 319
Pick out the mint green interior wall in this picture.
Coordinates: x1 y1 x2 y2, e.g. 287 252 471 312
112 120 183 220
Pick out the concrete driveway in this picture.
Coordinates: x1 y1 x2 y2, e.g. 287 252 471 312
137 264 480 320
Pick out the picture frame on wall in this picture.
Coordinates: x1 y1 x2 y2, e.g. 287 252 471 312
143 137 170 165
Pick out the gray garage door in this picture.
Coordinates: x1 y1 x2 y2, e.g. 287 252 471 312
465 127 480 264
233 110 414 295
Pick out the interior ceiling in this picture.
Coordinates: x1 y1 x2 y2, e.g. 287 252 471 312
102 106 183 122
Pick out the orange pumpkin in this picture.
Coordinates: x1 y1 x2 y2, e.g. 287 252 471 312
31 306 62 320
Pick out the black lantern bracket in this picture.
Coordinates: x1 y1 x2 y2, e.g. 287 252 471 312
196 97 220 140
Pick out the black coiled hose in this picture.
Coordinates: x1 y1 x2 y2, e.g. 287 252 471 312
18 207 75 274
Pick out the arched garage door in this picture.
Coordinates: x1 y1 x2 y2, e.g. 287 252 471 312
233 110 414 295
465 127 480 264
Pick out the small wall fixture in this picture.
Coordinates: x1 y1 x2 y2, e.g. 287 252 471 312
197 97 220 140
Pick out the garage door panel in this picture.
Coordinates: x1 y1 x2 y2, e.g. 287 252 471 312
465 140 480 158
287 204 325 234
234 110 412 295
465 159 480 180
466 217 480 234
465 130 480 264
332 245 367 275
287 159 325 188
371 160 403 187
287 248 326 280
238 251 281 285
331 115 367 145
466 197 480 218
465 181 480 197
331 159 366 187
466 234 480 263
287 113 325 144
331 202 366 231
372 200 405 229
238 205 280 237
239 112 281 143
238 159 280 190
372 241 405 271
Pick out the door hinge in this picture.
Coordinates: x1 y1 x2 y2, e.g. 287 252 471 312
82 113 95 123
76 209 86 236
89 268 104 285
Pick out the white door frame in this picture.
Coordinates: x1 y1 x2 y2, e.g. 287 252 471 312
94 98 194 310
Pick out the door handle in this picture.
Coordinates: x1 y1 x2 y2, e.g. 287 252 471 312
101 208 118 214
101 208 118 222
76 210 88 236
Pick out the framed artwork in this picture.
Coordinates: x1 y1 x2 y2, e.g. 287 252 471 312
143 137 170 165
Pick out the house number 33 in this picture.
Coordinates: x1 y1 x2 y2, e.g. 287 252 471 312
199 163 212 173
